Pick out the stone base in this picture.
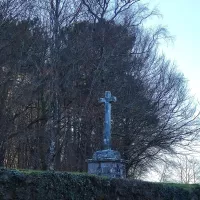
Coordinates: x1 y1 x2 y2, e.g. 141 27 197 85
87 150 126 178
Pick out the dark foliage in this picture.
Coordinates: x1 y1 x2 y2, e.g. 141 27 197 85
0 169 199 200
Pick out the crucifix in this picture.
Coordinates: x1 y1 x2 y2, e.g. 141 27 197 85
99 91 117 150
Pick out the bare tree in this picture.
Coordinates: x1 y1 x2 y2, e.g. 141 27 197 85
153 155 200 184
0 0 199 178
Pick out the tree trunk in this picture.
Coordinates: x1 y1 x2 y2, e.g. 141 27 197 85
0 146 5 167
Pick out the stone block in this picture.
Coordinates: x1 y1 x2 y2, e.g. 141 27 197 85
87 150 126 178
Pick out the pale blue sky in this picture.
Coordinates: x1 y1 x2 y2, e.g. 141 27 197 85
146 0 200 102
142 1 200 181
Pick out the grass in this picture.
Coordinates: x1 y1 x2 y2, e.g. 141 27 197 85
11 168 108 179
18 169 46 174
7 168 92 176
161 182 200 191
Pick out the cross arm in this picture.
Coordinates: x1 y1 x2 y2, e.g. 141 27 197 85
99 98 106 103
110 96 117 102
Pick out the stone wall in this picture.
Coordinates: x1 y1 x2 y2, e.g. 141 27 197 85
0 169 199 200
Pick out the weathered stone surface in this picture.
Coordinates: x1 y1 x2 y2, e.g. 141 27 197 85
99 91 116 150
92 149 121 161
88 159 126 178
88 149 126 178
87 92 126 178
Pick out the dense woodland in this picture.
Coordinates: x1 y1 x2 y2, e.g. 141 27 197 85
0 0 199 177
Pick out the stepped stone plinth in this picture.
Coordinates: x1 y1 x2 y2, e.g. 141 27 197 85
88 149 126 178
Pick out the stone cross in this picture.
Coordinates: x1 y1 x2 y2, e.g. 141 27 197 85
99 91 117 150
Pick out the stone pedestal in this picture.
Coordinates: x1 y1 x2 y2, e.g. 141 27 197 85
87 149 126 178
